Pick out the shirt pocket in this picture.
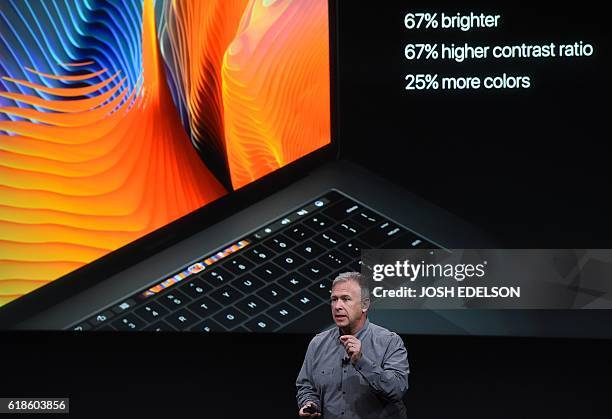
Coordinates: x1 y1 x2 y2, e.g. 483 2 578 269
316 367 335 390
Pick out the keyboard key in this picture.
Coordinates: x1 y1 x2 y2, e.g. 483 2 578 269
165 308 199 330
256 284 290 304
309 278 333 301
245 315 280 332
157 290 191 310
253 223 278 239
350 209 382 227
304 214 334 231
191 319 224 333
200 267 234 287
293 207 312 218
71 323 92 331
412 239 435 248
313 231 344 248
213 308 247 329
272 251 306 271
322 200 361 221
333 220 363 237
266 302 301 323
358 221 405 247
263 234 296 252
253 262 285 281
113 314 145 331
299 261 332 281
188 296 221 318
210 285 244 305
232 275 265 294
243 245 276 264
278 273 310 292
383 231 424 249
293 241 325 259
144 321 174 332
288 291 322 312
111 299 136 314
285 224 315 241
87 310 115 327
135 301 169 322
321 251 351 269
235 295 270 316
179 277 213 299
383 224 405 239
339 239 366 259
224 256 254 275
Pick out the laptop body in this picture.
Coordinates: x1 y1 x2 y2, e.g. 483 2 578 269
0 0 493 331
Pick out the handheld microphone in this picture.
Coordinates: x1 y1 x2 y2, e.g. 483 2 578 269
303 404 320 414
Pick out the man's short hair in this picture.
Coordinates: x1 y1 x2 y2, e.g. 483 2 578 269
332 272 370 301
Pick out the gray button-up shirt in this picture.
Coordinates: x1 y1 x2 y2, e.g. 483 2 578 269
296 320 409 418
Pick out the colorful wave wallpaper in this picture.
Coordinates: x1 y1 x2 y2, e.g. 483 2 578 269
0 0 331 306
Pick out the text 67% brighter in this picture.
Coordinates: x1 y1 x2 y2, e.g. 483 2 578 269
404 13 438 29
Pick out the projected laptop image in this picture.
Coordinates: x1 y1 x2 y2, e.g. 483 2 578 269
0 0 488 331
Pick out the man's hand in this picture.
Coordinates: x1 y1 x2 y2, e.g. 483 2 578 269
340 335 362 364
298 401 321 417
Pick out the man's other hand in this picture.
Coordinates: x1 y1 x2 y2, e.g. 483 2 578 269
298 401 321 417
340 335 362 364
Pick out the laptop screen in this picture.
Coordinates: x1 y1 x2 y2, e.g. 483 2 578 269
0 0 331 307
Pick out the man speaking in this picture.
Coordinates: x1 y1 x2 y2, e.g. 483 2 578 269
296 272 409 418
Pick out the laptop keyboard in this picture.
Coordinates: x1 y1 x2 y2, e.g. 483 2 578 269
68 190 437 332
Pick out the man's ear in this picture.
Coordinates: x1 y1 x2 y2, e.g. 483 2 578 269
361 298 371 313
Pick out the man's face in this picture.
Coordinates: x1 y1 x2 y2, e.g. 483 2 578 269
331 279 364 329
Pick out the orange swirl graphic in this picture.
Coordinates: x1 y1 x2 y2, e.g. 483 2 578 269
222 0 331 188
0 0 330 307
161 0 249 158
0 0 227 306
160 0 330 189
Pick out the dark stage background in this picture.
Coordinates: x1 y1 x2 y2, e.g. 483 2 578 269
337 0 611 248
1 332 610 418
